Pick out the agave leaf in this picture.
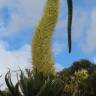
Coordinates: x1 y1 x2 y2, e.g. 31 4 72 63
5 71 15 95
36 78 51 96
36 77 64 96
14 82 22 96
20 71 28 96
5 71 22 96
0 90 5 96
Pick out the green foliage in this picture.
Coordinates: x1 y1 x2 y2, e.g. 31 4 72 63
58 59 96 96
32 0 59 76
1 59 96 96
0 70 64 96
59 59 96 79
71 59 96 74
63 69 89 96
20 71 64 96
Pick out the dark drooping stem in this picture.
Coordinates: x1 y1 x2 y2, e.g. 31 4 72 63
67 0 73 53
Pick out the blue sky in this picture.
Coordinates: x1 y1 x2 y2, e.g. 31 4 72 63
53 0 96 68
0 0 96 79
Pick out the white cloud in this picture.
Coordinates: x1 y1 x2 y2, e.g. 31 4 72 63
0 0 47 37
0 43 32 72
52 42 65 56
54 6 88 52
0 41 32 89
55 5 96 53
81 9 96 53
55 63 64 72
72 11 88 40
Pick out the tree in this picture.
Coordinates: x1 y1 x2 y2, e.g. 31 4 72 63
64 69 89 96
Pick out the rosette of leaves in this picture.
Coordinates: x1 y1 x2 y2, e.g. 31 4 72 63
19 70 64 96
0 70 64 96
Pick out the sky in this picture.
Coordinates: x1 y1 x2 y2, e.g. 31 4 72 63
0 0 96 89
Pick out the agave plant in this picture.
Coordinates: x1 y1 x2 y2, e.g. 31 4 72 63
0 70 64 96
32 0 73 76
0 0 73 95
19 70 64 96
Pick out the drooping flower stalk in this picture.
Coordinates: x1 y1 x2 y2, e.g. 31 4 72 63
67 0 73 53
32 0 59 76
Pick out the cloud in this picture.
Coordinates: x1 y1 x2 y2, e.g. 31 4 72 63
55 2 96 53
0 41 32 89
81 8 96 53
72 11 88 40
0 42 32 74
54 2 88 45
52 42 65 56
55 63 64 72
0 0 47 37
0 41 65 72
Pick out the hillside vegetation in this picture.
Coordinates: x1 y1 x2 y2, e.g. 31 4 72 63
0 59 96 96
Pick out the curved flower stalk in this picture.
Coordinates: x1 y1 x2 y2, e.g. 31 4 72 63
32 0 59 76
